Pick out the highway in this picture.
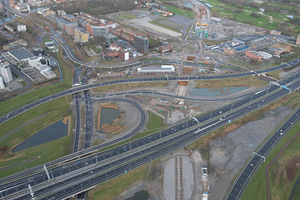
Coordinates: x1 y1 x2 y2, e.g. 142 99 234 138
225 106 300 200
73 93 81 153
83 91 94 149
1 57 300 127
7 75 300 200
1 71 300 199
2 1 300 199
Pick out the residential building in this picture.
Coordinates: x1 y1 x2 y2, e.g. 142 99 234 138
57 18 77 35
45 10 56 17
110 28 137 42
17 24 26 32
86 24 109 37
0 60 13 83
0 76 4 89
63 14 76 22
57 10 66 16
119 49 130 61
74 28 89 43
270 30 281 35
4 25 14 32
132 36 149 54
3 39 28 50
223 47 236 55
159 43 173 53
297 34 300 46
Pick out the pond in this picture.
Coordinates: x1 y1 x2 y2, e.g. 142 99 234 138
12 119 68 153
191 86 247 97
125 190 150 200
100 107 120 132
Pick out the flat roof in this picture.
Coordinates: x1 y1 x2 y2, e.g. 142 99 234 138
8 48 33 61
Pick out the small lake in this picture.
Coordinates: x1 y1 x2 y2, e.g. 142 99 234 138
12 120 68 153
100 108 120 132
191 86 247 97
125 190 150 200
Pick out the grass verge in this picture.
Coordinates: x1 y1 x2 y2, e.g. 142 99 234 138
92 82 169 93
0 96 73 178
164 4 195 18
241 120 300 200
195 76 267 88
88 164 148 200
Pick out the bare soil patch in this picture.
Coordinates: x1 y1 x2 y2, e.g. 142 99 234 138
286 156 300 182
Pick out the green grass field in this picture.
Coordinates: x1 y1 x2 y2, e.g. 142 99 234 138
117 13 137 20
208 0 300 35
164 4 195 18
0 52 73 117
196 76 267 88
241 119 300 200
0 96 73 178
149 20 183 33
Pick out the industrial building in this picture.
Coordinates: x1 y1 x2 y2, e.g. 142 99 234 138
132 36 149 54
74 28 89 43
245 51 262 62
258 51 272 60
0 60 13 83
8 48 34 63
28 57 56 79
232 35 265 46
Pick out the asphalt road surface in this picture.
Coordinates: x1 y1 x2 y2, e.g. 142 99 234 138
1 73 300 200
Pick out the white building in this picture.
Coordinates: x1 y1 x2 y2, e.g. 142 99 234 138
17 24 27 32
0 61 13 83
0 76 4 89
137 65 175 73
258 51 272 59
28 57 56 79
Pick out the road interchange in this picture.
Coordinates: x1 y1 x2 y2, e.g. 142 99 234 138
1 70 300 199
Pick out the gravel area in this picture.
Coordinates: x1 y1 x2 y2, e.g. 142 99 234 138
163 155 194 200
208 106 293 200
191 151 203 200
130 17 182 37
279 66 300 79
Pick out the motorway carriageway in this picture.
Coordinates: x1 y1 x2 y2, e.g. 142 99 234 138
2 71 300 199
1 57 300 128
1 70 299 193
20 73 300 200
225 108 300 200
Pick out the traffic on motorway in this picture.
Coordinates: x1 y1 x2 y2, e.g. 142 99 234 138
1 57 300 127
17 76 300 200
1 70 300 199
226 107 300 200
